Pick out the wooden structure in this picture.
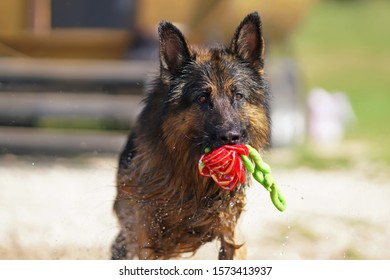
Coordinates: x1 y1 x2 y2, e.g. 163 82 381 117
0 0 314 153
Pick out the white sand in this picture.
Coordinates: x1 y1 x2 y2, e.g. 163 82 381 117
1 155 389 259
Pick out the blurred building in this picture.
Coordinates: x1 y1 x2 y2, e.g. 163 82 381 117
0 0 314 59
0 0 314 153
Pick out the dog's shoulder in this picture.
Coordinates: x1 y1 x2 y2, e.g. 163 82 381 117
118 133 137 170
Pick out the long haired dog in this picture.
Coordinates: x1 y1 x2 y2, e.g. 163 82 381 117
112 12 270 260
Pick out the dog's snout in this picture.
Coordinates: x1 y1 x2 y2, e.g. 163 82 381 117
218 130 242 145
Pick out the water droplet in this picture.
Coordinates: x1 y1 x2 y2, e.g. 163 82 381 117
31 162 35 166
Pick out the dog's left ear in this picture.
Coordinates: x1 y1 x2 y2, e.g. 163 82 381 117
230 12 265 70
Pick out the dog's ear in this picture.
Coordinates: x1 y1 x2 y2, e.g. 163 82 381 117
159 21 191 77
230 12 265 70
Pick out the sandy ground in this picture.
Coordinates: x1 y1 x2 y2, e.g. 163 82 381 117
1 152 390 260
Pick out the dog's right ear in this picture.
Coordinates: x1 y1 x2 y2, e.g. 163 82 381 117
159 21 191 78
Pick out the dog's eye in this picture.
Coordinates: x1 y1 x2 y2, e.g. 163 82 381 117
197 95 207 104
197 88 211 105
231 85 243 102
234 93 244 102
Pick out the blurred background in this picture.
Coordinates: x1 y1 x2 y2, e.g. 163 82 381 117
1 0 390 259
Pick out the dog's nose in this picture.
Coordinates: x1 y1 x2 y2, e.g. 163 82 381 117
219 130 242 145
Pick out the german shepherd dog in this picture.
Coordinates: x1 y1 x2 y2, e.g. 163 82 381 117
112 12 270 260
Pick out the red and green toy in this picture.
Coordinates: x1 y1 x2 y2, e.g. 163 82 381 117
198 144 286 212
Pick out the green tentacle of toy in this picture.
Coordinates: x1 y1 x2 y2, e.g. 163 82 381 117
241 145 286 212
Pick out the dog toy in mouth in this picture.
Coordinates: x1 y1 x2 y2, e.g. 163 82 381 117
198 144 286 212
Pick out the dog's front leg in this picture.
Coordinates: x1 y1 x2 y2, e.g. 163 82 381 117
219 232 247 260
136 209 158 260
137 225 156 259
218 235 235 260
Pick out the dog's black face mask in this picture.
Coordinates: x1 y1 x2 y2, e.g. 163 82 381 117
158 13 270 154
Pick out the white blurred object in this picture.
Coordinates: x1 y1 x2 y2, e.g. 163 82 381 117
271 110 306 147
269 58 306 147
307 88 356 144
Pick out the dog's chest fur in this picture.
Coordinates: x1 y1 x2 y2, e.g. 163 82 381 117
116 136 246 258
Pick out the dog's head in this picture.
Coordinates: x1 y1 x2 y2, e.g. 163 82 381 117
158 12 270 154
